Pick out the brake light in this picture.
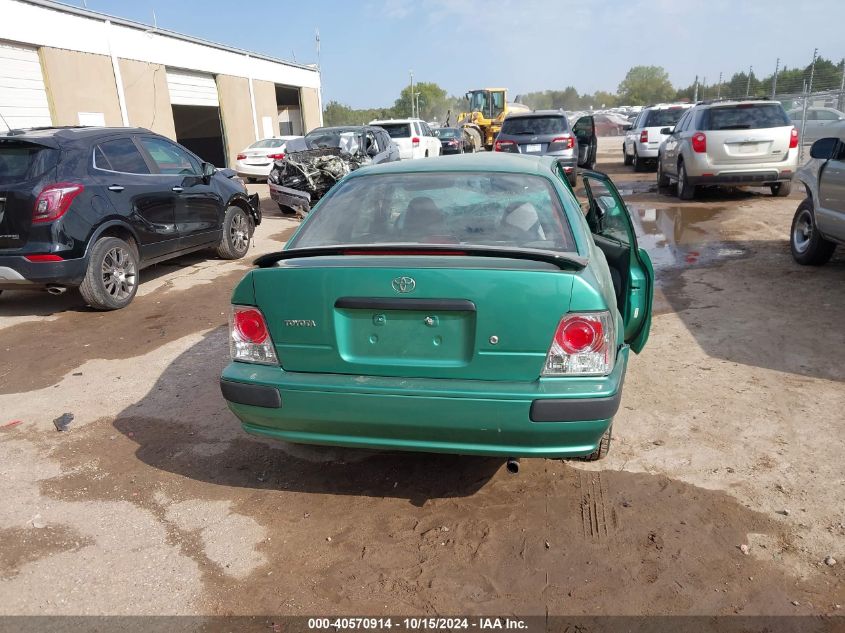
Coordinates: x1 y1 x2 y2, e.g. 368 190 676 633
267 153 285 160
691 132 707 153
32 183 83 224
543 312 614 376
230 306 278 365
25 254 64 262
494 139 517 152
412 137 420 148
343 249 466 256
549 135 574 150
789 127 798 149
236 153 247 160
640 130 649 143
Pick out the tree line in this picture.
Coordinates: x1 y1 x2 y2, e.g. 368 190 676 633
323 58 845 126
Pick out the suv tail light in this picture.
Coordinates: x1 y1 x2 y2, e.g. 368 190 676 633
691 132 707 153
549 135 574 150
267 152 285 160
542 312 615 376
494 139 517 152
236 153 247 160
411 137 420 148
640 130 649 143
230 306 278 365
789 127 799 149
32 183 83 224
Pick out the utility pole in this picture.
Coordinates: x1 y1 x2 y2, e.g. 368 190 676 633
693 75 699 102
772 57 780 99
838 58 845 112
717 72 722 98
409 71 415 118
800 49 818 161
702 76 706 100
745 65 753 97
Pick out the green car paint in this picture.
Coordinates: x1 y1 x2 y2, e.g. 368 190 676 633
221 153 653 458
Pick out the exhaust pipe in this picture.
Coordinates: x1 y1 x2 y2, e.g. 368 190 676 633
46 285 67 295
506 457 520 474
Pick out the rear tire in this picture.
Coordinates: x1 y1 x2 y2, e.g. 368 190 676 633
79 237 139 311
568 172 577 188
216 206 252 260
580 426 612 461
633 147 646 172
771 181 792 197
677 162 695 200
623 144 633 166
790 198 835 266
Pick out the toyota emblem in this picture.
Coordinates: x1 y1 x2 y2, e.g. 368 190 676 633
392 276 416 293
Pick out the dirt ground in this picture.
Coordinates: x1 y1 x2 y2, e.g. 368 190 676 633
0 139 842 618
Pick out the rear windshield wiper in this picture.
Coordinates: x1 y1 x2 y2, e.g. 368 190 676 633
254 244 587 271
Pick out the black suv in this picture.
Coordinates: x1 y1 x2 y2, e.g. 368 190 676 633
0 127 260 309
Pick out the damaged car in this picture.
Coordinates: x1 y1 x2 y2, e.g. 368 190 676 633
268 126 400 215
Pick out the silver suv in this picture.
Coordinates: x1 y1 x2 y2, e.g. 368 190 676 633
791 123 845 265
657 99 799 199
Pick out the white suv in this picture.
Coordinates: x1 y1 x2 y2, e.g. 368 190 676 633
369 118 441 160
623 103 692 171
657 100 799 199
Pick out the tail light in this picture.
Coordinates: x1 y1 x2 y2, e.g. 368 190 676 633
494 139 517 152
691 132 707 153
640 130 649 143
25 254 64 262
32 183 83 224
789 127 799 149
267 153 285 160
542 312 615 376
236 153 247 160
230 306 278 365
411 137 420 148
448 140 459 146
549 135 574 151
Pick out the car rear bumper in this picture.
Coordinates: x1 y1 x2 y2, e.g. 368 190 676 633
687 171 792 186
0 255 87 289
235 161 273 178
268 182 311 214
633 141 660 158
220 347 629 458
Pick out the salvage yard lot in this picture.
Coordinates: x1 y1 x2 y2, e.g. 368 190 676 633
0 138 842 615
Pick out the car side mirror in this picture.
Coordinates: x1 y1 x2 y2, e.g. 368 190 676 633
660 127 674 135
201 162 215 181
810 137 839 160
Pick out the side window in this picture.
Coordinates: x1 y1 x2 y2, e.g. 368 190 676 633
675 111 691 132
138 137 200 175
413 122 422 136
94 138 150 174
638 111 649 129
584 176 632 246
379 131 391 150
423 123 433 136
816 110 839 121
365 131 379 152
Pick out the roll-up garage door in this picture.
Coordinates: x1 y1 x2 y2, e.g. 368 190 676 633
0 42 52 131
166 69 219 107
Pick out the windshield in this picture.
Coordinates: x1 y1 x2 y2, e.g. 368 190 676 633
468 91 489 114
301 129 362 154
644 108 688 127
249 139 284 149
289 171 576 252
0 140 58 184
702 104 791 130
501 116 568 135
377 123 411 138
435 128 461 139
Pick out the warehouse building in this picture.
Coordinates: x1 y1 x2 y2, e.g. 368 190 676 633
0 0 322 167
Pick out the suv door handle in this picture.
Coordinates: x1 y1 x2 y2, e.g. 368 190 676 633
171 186 184 193
108 185 125 192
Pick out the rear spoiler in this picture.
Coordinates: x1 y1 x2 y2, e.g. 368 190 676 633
253 244 587 271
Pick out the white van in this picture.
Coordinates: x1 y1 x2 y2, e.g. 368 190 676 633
370 118 441 160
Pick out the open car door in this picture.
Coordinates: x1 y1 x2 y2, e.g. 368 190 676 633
573 116 597 169
581 171 654 353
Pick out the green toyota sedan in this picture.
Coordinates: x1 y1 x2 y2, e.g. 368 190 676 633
220 153 653 460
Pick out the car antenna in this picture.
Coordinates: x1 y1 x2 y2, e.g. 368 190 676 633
0 110 15 133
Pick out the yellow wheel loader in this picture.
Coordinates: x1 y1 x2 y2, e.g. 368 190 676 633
456 88 530 151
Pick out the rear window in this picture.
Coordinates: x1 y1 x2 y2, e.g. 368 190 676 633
435 128 461 139
378 123 412 138
501 116 568 135
290 172 576 252
643 108 688 127
0 140 58 184
702 104 791 130
249 139 284 149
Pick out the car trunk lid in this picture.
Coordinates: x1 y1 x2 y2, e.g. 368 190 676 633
0 138 58 251
251 256 578 381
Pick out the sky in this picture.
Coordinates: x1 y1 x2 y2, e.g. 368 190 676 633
71 0 844 108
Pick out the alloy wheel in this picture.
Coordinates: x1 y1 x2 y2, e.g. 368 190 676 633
792 208 813 254
101 246 136 300
230 211 249 253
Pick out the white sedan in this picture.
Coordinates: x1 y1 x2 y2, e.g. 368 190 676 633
235 136 301 181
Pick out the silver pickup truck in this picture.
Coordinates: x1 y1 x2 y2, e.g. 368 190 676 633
791 122 845 265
